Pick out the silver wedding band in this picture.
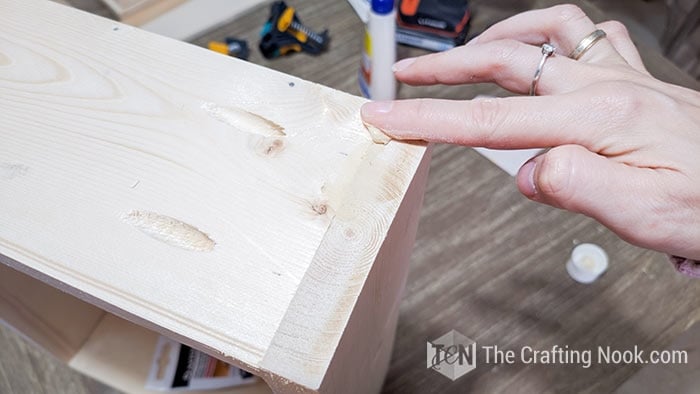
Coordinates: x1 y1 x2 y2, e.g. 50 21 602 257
530 43 555 96
569 29 607 60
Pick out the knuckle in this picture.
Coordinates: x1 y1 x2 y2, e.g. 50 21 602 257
536 147 575 204
590 83 645 125
469 98 505 143
554 4 588 23
485 39 520 70
600 20 629 38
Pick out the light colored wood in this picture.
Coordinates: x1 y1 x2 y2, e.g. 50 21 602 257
0 263 105 361
318 146 432 393
69 314 272 394
0 0 429 392
260 145 432 392
139 0 270 41
3 0 700 393
119 0 188 26
100 0 185 24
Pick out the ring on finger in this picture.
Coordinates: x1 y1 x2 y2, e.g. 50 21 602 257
530 43 555 96
569 29 607 60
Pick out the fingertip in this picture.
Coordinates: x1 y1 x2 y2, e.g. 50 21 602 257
361 100 394 122
392 57 416 73
517 159 538 198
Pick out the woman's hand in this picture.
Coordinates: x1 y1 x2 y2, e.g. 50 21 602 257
360 4 700 260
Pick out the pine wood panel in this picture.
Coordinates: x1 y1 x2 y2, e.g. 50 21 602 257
0 0 428 391
0 264 105 362
100 0 184 22
2 0 700 393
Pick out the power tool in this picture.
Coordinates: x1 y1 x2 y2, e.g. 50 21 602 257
259 1 330 59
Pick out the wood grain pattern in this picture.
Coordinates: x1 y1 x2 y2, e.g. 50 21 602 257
3 0 700 393
261 144 430 391
0 0 428 392
319 146 433 394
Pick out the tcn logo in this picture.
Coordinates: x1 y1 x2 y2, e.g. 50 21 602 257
427 330 476 381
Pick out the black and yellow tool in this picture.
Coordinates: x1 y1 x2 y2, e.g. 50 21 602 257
208 37 250 60
259 1 329 59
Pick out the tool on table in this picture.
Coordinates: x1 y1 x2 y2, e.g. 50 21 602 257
208 37 250 60
396 0 471 51
259 1 330 59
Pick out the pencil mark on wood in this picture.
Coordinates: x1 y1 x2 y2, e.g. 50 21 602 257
121 210 215 252
201 102 285 136
0 163 29 180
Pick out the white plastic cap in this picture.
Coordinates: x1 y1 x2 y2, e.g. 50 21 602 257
566 243 609 284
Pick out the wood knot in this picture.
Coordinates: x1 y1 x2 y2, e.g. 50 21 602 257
311 202 328 215
257 138 285 157
344 227 356 239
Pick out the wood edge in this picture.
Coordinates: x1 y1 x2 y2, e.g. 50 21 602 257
0 251 273 382
0 257 106 362
68 313 273 394
139 0 272 42
319 145 433 394
119 0 188 25
258 141 430 391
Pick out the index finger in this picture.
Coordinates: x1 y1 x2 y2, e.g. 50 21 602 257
360 94 612 150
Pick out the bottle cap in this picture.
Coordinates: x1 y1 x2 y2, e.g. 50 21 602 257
371 0 394 15
566 243 608 284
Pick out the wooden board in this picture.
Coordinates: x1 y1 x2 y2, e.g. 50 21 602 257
69 314 273 394
4 0 700 392
0 0 428 392
139 0 270 41
0 263 105 361
100 0 185 24
118 0 188 26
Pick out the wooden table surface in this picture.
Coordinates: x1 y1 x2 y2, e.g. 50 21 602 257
2 1 700 393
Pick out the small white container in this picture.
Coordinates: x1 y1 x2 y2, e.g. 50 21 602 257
566 243 609 284
359 0 396 100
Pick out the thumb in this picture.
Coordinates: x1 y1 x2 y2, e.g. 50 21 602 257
517 144 642 219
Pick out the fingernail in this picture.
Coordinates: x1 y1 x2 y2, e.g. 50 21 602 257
518 160 537 197
362 101 394 115
392 57 416 73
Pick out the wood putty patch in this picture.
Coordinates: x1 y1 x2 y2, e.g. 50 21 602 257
122 210 215 252
201 102 285 136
